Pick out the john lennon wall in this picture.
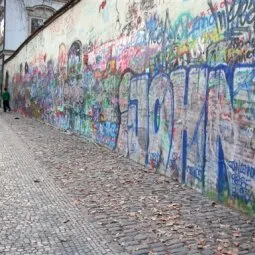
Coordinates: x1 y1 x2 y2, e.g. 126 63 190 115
4 0 255 215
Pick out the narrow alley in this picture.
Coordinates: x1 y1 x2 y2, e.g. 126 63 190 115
0 112 255 255
0 112 124 255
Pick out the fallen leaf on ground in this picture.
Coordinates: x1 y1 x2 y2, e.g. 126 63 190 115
197 239 205 249
211 201 217 207
217 246 223 251
166 221 175 226
232 231 241 238
72 199 81 205
233 242 240 247
223 241 230 248
168 203 182 209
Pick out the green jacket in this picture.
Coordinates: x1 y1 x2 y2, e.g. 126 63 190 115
2 91 10 101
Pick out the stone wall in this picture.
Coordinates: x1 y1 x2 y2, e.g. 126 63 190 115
4 0 255 215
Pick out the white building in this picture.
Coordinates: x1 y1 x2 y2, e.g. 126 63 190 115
0 0 69 84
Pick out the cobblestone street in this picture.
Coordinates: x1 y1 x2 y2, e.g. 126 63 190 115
0 113 124 255
1 112 255 255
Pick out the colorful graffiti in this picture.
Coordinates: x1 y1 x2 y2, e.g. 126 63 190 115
5 0 255 214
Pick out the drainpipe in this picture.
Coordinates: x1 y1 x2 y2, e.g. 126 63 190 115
0 55 3 108
0 0 6 108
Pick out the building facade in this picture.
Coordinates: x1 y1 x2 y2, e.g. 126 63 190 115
0 0 69 86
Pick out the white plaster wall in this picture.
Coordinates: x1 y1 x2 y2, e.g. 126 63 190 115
5 0 27 50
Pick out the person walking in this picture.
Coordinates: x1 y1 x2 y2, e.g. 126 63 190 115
2 88 11 112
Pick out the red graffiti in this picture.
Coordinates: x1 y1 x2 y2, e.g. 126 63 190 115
99 0 107 12
58 43 67 68
83 54 89 66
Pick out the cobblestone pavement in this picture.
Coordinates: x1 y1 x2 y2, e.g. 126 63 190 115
0 113 126 255
1 112 255 255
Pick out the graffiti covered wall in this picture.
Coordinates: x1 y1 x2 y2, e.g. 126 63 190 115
4 0 255 214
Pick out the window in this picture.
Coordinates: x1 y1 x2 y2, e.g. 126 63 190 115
27 5 55 35
31 18 44 34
